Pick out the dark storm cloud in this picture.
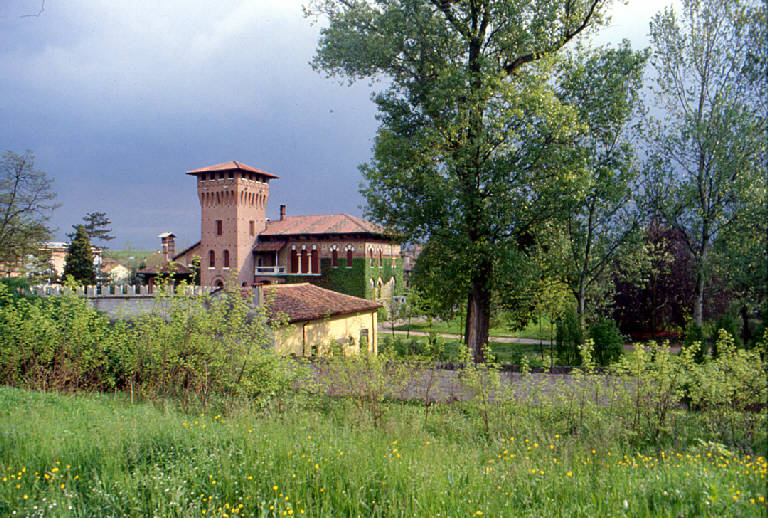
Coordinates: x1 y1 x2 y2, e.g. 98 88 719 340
1 0 670 250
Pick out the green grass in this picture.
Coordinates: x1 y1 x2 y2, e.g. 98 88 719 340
1 387 765 517
394 315 554 341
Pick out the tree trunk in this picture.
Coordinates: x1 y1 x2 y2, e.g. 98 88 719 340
577 282 587 332
465 261 492 363
693 268 704 327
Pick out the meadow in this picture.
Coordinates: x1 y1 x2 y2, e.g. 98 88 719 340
1 387 766 517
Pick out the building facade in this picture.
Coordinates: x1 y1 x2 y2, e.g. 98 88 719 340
172 161 404 303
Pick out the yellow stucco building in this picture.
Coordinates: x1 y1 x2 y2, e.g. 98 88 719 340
264 283 380 356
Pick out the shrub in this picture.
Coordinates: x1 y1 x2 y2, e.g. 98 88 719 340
588 318 624 366
556 307 583 366
683 320 706 362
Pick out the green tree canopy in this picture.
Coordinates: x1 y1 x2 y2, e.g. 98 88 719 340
63 225 96 285
308 0 613 361
644 0 767 326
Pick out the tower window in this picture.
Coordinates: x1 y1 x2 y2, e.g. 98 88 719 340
228 172 234 179
223 250 230 268
209 250 216 268
249 220 255 236
216 220 223 235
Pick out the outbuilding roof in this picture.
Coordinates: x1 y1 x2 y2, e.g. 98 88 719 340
252 241 287 252
264 283 380 324
262 214 387 237
185 161 279 179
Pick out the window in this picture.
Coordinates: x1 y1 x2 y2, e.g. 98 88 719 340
331 248 338 267
249 220 255 236
346 247 353 268
209 250 216 268
228 172 234 179
290 249 298 273
216 220 223 235
311 248 319 274
360 329 369 350
369 249 374 266
300 249 309 274
378 249 382 267
223 250 230 268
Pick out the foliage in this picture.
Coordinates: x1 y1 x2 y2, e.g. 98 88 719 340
683 320 706 362
62 226 95 285
0 282 302 411
555 42 647 329
613 219 694 338
588 317 624 366
556 307 584 366
0 151 57 275
69 211 115 247
644 0 767 326
308 0 613 361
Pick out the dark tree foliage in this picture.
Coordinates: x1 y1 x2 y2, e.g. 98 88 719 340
69 211 115 247
613 220 694 339
63 225 95 285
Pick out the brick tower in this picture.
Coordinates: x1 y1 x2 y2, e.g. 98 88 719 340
186 161 278 287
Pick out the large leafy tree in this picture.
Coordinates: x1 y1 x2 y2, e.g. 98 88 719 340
555 43 647 330
645 0 767 327
63 225 96 285
0 151 57 276
309 0 612 361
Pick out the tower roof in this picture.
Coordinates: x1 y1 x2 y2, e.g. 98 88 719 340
186 161 279 179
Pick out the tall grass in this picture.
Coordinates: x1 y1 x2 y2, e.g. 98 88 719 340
0 388 766 517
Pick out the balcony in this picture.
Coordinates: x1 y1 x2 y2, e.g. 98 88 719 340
254 265 321 276
255 266 286 275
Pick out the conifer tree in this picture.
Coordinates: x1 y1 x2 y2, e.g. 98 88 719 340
63 225 96 285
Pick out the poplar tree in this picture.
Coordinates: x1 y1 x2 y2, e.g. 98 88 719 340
308 0 612 361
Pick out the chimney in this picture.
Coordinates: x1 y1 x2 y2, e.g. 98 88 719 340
280 204 286 221
157 232 176 262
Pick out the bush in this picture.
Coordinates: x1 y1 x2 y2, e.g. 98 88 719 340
556 307 583 366
0 282 303 411
683 320 706 362
588 318 624 366
713 311 742 353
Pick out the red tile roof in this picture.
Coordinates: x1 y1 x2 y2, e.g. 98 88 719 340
186 161 279 179
264 283 380 323
262 214 388 237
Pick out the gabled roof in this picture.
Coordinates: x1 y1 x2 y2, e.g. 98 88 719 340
262 214 388 237
186 161 279 179
172 241 201 262
264 283 380 323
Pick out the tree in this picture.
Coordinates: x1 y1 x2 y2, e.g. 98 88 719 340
0 151 57 275
555 43 647 330
63 225 96 285
308 0 612 361
69 211 115 247
645 0 767 327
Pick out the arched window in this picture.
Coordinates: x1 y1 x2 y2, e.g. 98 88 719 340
209 250 216 268
331 248 338 267
311 247 319 274
223 250 230 268
290 248 298 273
346 247 353 268
369 248 374 266
300 248 309 274
378 249 382 267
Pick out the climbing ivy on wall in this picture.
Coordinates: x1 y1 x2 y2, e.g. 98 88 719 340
283 256 404 301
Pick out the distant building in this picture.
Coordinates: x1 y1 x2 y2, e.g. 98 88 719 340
163 161 404 303
1 242 102 281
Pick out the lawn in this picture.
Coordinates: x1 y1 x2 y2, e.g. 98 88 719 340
1 387 765 517
393 315 555 341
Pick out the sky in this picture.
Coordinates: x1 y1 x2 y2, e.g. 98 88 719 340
0 0 673 251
